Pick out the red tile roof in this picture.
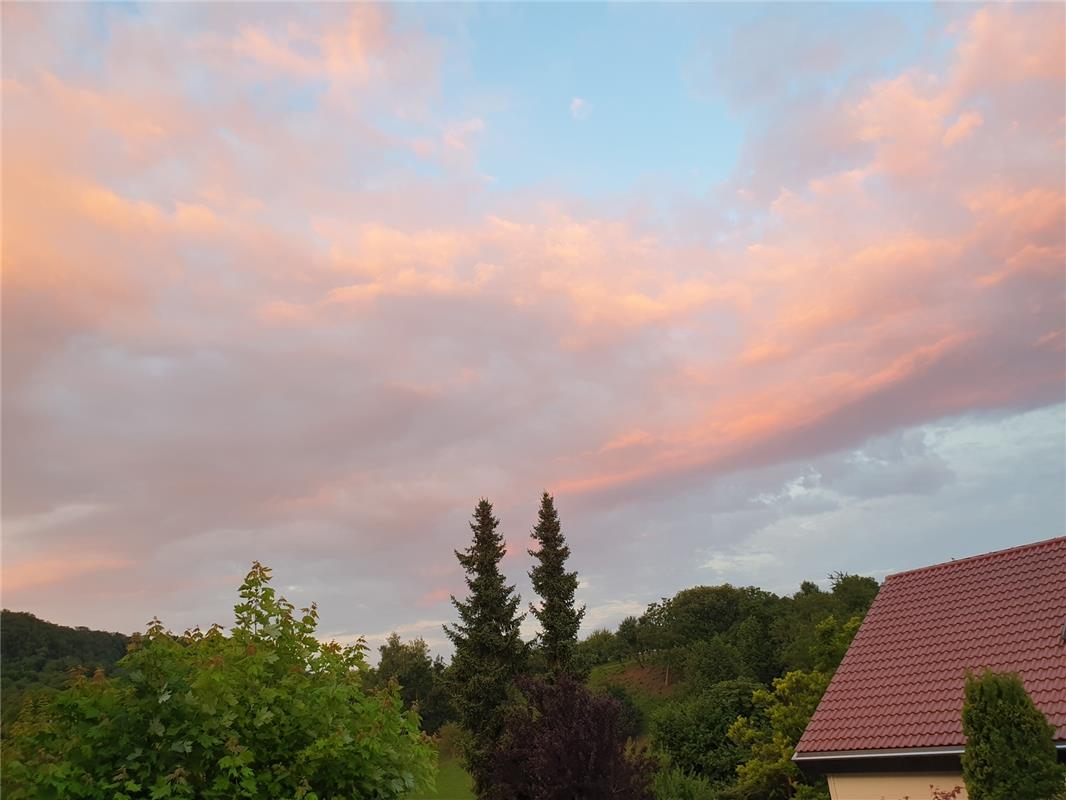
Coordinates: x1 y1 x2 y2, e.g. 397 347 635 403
796 536 1066 754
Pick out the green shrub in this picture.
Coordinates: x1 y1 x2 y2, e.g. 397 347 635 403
652 766 719 800
961 670 1065 800
726 669 830 800
792 786 831 800
684 637 744 694
651 679 758 782
1 563 435 800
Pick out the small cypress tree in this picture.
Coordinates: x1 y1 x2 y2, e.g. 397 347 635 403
528 491 585 675
444 499 526 794
961 670 1065 800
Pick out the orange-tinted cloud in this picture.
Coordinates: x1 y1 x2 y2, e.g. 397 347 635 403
1 4 1062 639
2 557 136 593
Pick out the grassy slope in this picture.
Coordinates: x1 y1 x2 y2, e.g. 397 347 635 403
409 754 474 800
587 659 685 724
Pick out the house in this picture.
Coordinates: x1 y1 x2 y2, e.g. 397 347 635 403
794 536 1066 800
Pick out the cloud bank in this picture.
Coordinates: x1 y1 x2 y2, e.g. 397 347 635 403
2 4 1063 651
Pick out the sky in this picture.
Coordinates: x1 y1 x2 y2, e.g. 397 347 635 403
2 2 1064 657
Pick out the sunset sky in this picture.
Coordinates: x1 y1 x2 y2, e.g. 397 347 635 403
3 2 1064 655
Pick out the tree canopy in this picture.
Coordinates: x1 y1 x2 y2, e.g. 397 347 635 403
369 633 453 735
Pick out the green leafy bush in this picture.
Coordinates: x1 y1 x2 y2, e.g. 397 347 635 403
726 670 831 800
2 563 435 800
791 786 831 800
651 766 719 800
961 670 1065 800
684 637 744 694
651 680 758 782
370 633 454 734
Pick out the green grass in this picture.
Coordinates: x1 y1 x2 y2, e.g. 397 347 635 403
409 754 474 800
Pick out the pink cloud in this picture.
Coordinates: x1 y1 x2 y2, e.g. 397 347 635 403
1 4 1062 636
2 557 136 594
417 588 453 607
942 110 983 147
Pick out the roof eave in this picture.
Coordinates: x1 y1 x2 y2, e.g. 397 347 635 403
794 741 1066 761
793 742 1066 777
793 745 965 762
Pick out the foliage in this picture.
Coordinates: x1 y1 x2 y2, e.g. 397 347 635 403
580 576 878 682
370 634 453 734
726 670 831 800
574 628 622 672
826 572 879 617
1 563 435 800
528 492 585 675
443 499 527 794
486 676 655 800
961 670 1065 800
929 787 965 800
651 767 719 800
772 575 878 671
791 786 830 800
617 616 642 662
808 614 862 673
0 610 128 733
596 683 644 739
733 615 779 684
685 637 744 694
641 586 761 650
652 679 759 783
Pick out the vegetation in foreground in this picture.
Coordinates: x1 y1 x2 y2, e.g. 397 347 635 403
2 564 434 800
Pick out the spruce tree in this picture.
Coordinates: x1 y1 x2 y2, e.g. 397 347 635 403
443 499 526 794
961 670 1064 800
528 491 585 674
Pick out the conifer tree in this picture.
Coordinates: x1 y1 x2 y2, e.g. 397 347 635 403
961 670 1064 800
443 499 526 794
528 491 585 674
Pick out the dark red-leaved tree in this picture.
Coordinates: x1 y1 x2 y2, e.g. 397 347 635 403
486 675 655 800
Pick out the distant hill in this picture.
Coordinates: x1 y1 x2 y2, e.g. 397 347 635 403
1 610 129 732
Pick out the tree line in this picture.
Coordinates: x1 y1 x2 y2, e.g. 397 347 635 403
2 493 1062 799
0 610 129 734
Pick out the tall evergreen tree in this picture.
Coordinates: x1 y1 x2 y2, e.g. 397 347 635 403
528 491 585 674
443 499 526 794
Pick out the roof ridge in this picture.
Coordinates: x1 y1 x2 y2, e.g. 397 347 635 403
884 535 1066 582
